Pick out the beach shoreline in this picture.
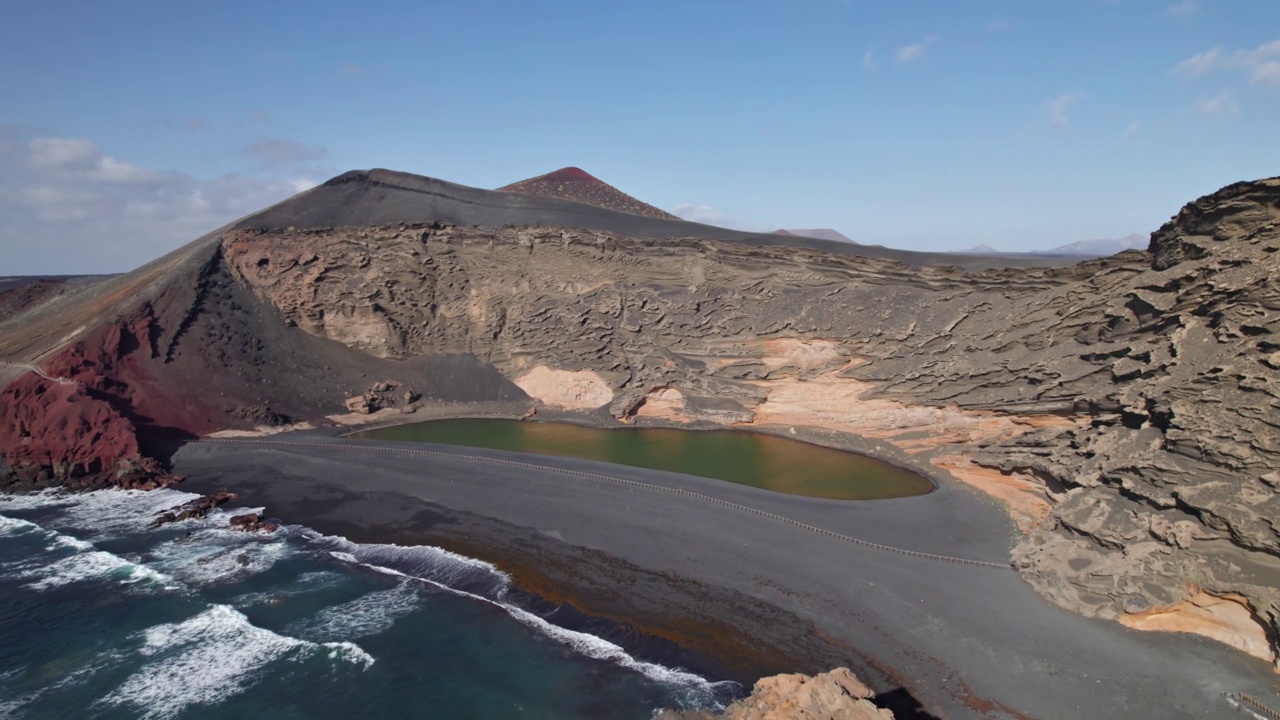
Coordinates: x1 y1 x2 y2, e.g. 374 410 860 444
172 427 1280 719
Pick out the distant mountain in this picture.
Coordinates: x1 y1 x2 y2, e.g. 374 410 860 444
783 228 854 243
956 234 1148 257
497 167 679 221
1049 233 1147 255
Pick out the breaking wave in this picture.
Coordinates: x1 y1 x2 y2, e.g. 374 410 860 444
325 540 736 709
98 605 373 720
0 487 732 715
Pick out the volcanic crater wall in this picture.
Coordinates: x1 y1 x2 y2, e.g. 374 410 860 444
220 179 1280 666
3 175 1278 669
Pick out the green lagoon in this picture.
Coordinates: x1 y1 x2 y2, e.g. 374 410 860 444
352 419 933 500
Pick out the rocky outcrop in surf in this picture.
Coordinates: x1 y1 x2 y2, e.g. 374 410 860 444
152 490 236 527
658 667 893 720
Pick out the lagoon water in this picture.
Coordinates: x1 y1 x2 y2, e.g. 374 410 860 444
353 419 933 500
0 488 736 719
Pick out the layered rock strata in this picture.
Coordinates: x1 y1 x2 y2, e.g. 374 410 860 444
216 178 1280 665
2 172 1277 671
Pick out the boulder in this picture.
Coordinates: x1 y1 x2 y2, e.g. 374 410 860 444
658 667 893 720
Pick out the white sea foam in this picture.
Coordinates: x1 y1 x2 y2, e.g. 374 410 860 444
0 513 42 537
0 488 74 512
0 514 60 577
0 651 121 717
51 533 94 551
231 570 343 607
289 581 421 642
0 667 28 718
26 550 136 591
98 604 372 719
311 533 509 597
0 488 203 540
297 569 343 585
501 604 729 708
0 513 180 593
147 526 289 587
327 542 731 710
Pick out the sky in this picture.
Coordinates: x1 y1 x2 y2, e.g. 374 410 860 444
2 0 1278 275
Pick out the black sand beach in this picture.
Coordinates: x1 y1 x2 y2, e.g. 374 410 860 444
174 435 1280 719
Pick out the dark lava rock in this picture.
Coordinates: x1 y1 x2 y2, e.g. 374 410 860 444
152 490 236 527
228 512 279 533
230 403 292 426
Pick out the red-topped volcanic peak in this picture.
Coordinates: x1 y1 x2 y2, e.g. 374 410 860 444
497 167 680 221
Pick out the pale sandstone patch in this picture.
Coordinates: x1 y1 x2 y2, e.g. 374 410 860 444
732 344 1073 531
515 366 613 410
932 454 1053 532
205 422 315 438
759 338 844 372
745 372 1066 451
633 386 689 422
1121 591 1276 665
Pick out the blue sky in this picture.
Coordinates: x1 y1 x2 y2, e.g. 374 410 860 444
2 0 1277 274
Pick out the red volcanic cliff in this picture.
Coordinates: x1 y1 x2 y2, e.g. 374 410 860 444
497 167 681 221
0 307 190 490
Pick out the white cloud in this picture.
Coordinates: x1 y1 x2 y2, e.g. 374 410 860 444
1195 91 1240 116
671 203 751 230
862 49 877 72
1122 121 1142 139
243 137 328 164
1174 49 1219 77
1252 59 1280 87
895 35 936 64
0 127 323 275
28 137 167 184
29 137 100 169
1163 1 1199 17
1045 92 1086 130
1173 39 1280 87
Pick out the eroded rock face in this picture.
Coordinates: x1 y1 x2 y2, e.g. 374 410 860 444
3 172 1277 667
217 177 1280 665
658 667 893 720
0 309 187 490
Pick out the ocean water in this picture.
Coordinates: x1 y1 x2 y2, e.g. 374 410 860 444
0 488 738 719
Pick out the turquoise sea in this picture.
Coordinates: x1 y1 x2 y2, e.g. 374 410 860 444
0 488 738 718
